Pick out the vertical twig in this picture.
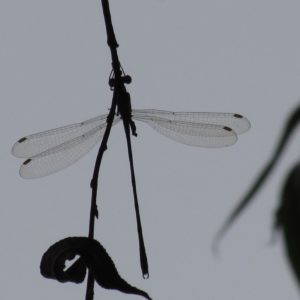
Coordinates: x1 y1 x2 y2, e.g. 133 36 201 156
85 1 125 299
85 92 117 300
85 0 149 298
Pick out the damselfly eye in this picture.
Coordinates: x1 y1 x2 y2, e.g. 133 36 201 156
123 75 132 84
108 78 115 87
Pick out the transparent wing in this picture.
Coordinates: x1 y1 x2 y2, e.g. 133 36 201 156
132 109 250 147
12 114 110 158
132 109 250 135
19 118 120 179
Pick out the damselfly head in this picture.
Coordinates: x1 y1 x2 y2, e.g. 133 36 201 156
109 75 132 88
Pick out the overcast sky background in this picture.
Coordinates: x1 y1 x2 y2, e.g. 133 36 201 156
2 0 300 299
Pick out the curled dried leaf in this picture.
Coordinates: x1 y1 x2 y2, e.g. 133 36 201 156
40 237 86 283
40 237 152 300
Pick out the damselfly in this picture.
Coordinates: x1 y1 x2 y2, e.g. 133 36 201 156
12 108 250 179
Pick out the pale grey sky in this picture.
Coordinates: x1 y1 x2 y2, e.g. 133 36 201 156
2 0 300 299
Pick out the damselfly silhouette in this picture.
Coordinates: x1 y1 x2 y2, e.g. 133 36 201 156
12 84 250 279
12 107 250 179
11 0 251 295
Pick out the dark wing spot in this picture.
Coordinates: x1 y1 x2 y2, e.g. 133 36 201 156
18 137 27 143
233 113 243 118
23 159 32 165
223 126 233 132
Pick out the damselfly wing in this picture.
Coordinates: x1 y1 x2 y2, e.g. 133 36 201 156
12 109 250 179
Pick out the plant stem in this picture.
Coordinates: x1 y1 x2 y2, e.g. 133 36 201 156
85 1 125 299
85 93 117 300
85 0 149 298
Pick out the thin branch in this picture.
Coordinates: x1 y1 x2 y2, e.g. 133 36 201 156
85 1 149 298
85 92 117 300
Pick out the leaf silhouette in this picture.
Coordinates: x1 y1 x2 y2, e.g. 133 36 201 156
40 237 152 300
213 104 300 251
275 163 300 287
40 237 86 283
